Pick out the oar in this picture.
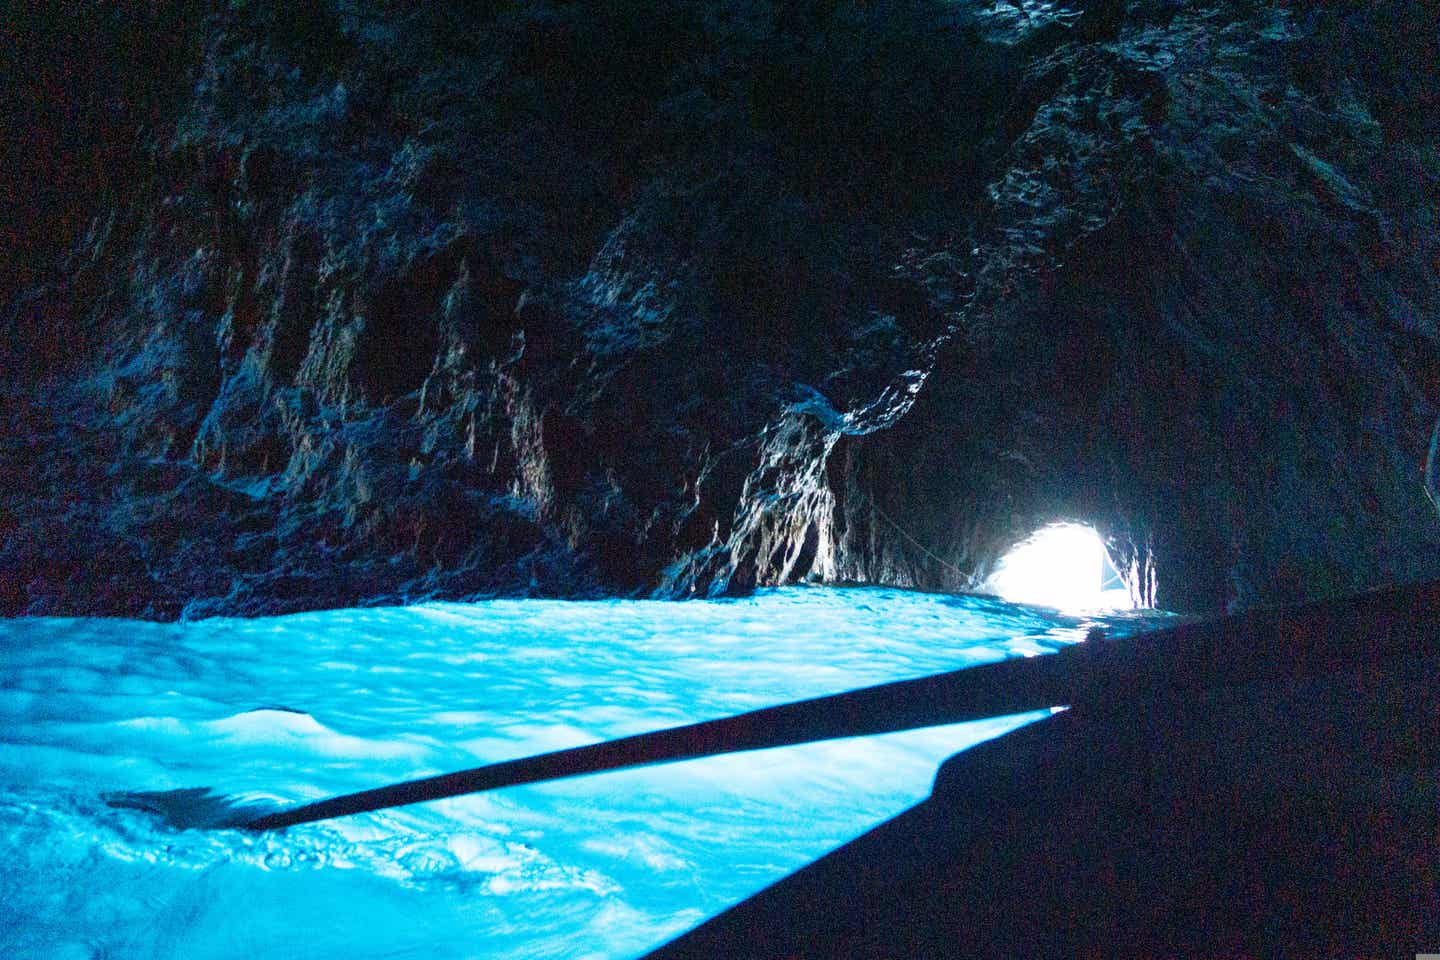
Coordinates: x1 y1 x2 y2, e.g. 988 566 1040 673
109 577 1440 832
239 646 1080 830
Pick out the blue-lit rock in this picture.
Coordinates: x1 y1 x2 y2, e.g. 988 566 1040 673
2 0 1438 618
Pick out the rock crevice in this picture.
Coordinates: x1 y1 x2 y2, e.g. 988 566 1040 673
3 0 1437 617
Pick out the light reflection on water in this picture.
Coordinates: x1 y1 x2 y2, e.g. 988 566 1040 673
0 586 1160 960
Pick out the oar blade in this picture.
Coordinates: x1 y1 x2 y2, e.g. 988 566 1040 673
103 787 287 830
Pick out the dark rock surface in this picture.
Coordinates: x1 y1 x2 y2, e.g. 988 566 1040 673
3 0 1438 618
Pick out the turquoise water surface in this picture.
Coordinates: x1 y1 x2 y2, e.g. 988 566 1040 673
0 587 1152 959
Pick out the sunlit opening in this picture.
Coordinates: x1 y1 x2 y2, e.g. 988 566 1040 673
987 523 1134 612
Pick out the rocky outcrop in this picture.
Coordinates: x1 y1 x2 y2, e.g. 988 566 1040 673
3 0 1438 618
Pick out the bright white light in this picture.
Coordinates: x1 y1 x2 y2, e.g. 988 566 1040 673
988 523 1133 612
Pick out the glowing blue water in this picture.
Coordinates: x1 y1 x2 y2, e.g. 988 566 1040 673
0 587 1153 959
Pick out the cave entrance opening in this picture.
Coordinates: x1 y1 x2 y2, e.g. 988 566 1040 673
987 523 1134 613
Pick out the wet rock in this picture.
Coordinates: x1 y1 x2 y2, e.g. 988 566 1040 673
2 0 1437 617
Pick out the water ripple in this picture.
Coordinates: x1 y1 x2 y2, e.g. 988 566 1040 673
0 586 1162 959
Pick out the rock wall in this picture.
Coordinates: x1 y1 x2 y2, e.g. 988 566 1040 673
3 0 1438 618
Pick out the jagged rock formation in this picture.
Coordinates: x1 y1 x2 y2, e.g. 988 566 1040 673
3 0 1438 618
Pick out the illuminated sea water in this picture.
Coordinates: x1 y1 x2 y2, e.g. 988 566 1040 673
0 587 1154 959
